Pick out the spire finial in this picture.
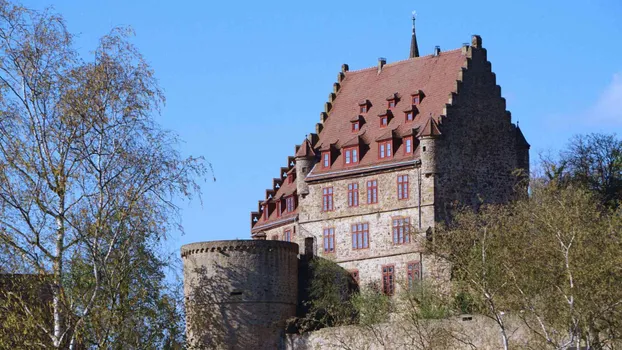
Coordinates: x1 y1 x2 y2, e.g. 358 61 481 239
410 11 420 58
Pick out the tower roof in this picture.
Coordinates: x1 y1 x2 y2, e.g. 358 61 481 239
410 12 420 58
295 138 316 158
418 115 442 137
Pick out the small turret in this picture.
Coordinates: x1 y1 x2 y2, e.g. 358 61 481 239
418 116 441 175
294 138 316 196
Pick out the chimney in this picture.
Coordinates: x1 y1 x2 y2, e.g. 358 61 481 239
378 57 386 73
434 46 441 56
471 35 482 48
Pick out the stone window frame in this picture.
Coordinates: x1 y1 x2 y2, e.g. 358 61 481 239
378 140 393 159
382 264 395 296
407 261 421 290
323 227 335 254
343 146 359 166
366 180 378 204
284 228 292 242
322 187 334 212
351 222 370 250
347 182 359 207
397 174 409 200
392 216 411 245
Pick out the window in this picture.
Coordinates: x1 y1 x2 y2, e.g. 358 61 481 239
360 105 367 113
284 229 292 242
323 228 335 253
382 265 395 295
392 217 411 244
350 270 360 284
286 196 295 213
263 204 268 220
378 141 392 159
366 180 378 204
351 223 369 249
380 116 388 127
351 121 359 132
322 187 334 212
407 262 421 289
388 100 396 109
348 183 359 207
276 200 282 217
405 111 414 122
344 147 358 165
322 151 331 169
412 95 420 105
404 137 413 155
287 172 295 184
397 175 409 200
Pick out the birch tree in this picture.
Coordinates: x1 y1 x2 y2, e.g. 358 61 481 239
0 1 204 348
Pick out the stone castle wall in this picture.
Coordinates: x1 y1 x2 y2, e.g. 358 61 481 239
181 240 299 349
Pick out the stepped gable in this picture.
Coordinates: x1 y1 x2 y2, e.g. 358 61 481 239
251 151 299 234
308 49 466 178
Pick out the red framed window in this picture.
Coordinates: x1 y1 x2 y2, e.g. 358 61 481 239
380 116 388 127
287 172 295 184
286 196 295 213
392 217 411 244
347 183 359 207
412 95 420 105
323 227 335 253
276 200 282 217
284 229 292 242
397 175 409 200
405 111 414 122
322 151 331 169
350 270 360 284
388 100 396 109
322 187 334 212
366 180 378 204
351 223 369 249
407 262 421 289
378 141 392 159
360 105 367 113
404 137 413 155
344 147 359 165
382 265 395 295
263 204 269 220
351 121 360 132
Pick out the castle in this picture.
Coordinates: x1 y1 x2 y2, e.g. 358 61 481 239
182 17 529 349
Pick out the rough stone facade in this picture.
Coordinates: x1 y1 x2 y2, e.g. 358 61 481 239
181 240 299 349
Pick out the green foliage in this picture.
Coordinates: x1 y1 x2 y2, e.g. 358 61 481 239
351 288 392 325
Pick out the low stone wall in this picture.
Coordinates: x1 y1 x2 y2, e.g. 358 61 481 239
285 315 536 350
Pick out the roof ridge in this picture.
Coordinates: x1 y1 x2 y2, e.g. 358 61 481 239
345 48 463 74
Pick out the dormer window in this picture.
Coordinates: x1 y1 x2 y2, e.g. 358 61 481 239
344 146 359 165
405 111 414 122
358 99 370 113
404 136 413 155
262 204 269 220
322 151 331 169
285 195 295 213
378 140 393 159
287 172 295 184
380 116 388 127
411 90 424 105
388 100 396 109
352 121 360 132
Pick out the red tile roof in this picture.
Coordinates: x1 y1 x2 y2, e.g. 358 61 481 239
295 138 316 158
308 49 466 178
252 172 298 233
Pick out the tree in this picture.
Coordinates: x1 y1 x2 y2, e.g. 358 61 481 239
0 1 205 348
542 133 622 208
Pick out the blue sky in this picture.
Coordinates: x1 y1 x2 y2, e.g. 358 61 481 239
23 0 622 255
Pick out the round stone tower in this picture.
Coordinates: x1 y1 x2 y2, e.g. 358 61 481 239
181 240 299 349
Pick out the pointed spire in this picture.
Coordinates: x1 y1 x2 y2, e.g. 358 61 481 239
418 116 441 138
410 11 420 58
